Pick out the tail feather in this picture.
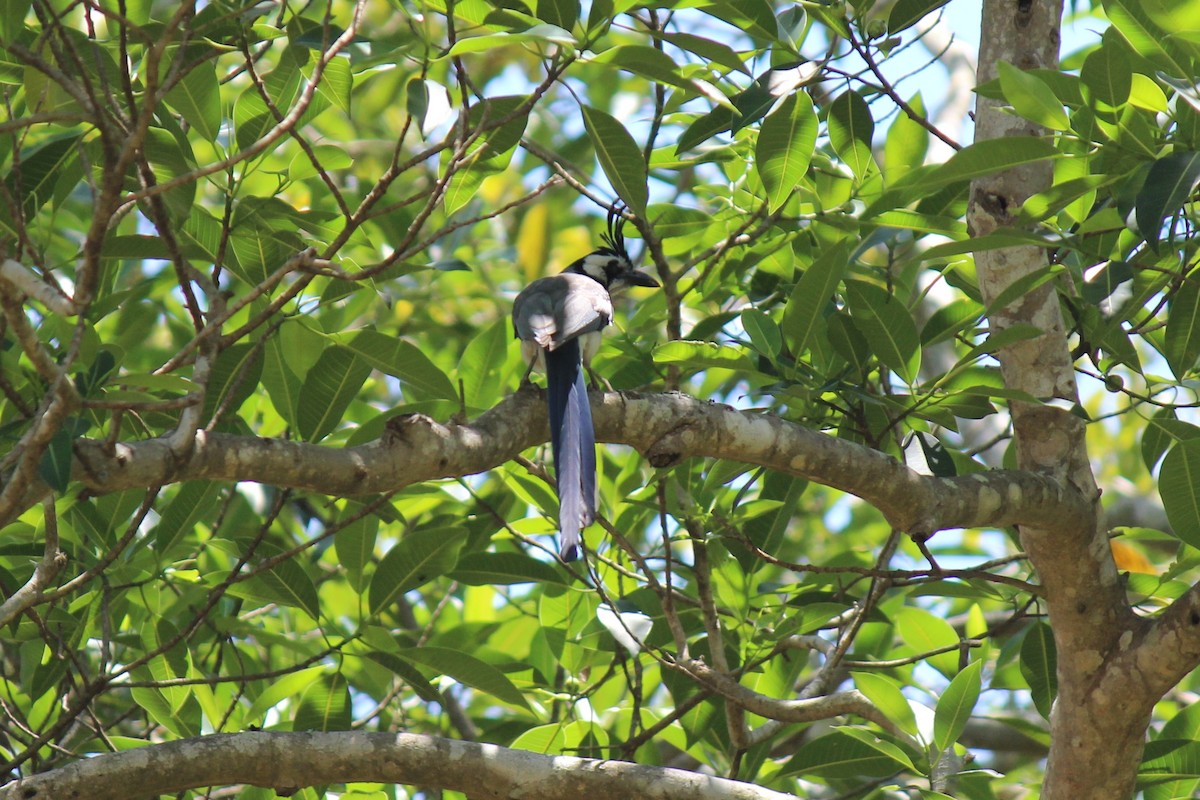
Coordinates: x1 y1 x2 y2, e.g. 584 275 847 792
545 339 596 562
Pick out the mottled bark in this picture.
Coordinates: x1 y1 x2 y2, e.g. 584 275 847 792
969 1 1158 796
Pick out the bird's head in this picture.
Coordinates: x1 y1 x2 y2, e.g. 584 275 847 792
567 206 660 292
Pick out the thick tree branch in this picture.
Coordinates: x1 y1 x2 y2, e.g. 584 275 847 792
0 731 797 800
23 389 1090 540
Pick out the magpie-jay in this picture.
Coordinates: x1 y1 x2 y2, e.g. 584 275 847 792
512 208 659 561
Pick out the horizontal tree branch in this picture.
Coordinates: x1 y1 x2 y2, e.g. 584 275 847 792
25 389 1088 538
0 730 797 800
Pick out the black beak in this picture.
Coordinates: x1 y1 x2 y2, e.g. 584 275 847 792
623 268 660 289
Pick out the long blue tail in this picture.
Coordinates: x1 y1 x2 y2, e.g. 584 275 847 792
544 338 596 562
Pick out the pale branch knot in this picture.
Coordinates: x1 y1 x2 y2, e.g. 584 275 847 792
0 258 80 316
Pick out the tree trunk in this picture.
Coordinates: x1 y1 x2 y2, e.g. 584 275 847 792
969 1 1153 796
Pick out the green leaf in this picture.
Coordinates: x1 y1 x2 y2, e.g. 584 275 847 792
1080 42 1131 108
294 672 352 731
6 133 83 222
334 511 378 579
230 556 320 621
366 652 441 703
369 527 467 614
783 728 913 779
755 91 817 211
852 672 918 736
911 136 1060 190
844 280 921 383
740 307 782 358
200 343 264 426
828 90 875 179
244 666 327 722
153 482 222 553
888 0 951 34
314 53 352 114
1141 412 1200 471
444 26 577 57
233 51 303 152
1161 440 1200 550
459 318 510 409
653 340 755 372
895 606 959 679
262 335 302 428
698 0 780 44
164 60 221 141
38 420 84 492
933 659 982 752
339 329 458 401
1020 621 1057 719
884 93 929 183
590 45 697 92
581 105 648 217
921 298 981 346
1166 272 1200 379
399 646 531 711
781 240 850 355
1134 151 1200 250
1140 739 1200 780
450 552 566 586
296 345 372 442
653 31 748 75
998 61 1071 130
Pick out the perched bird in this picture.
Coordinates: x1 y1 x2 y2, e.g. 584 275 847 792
512 207 659 561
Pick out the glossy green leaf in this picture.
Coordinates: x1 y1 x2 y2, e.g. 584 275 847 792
262 335 302 428
933 659 982 752
755 91 817 211
781 240 850 356
1020 621 1057 719
844 280 921 383
1134 151 1200 250
450 552 566 586
399 646 531 711
340 329 458 401
783 728 914 779
852 672 918 736
740 307 782 358
1166 272 1200 379
653 340 755 372
369 527 468 614
913 136 1060 190
230 556 321 621
590 45 696 92
456 318 509 409
884 93 929 182
1140 739 1200 780
1161 440 1200 549
582 105 648 217
164 61 221 141
1142 412 1200 472
294 672 352 731
828 90 875 179
335 511 378 579
1080 43 1131 108
888 0 951 34
202 343 263 424
296 345 372 442
444 26 577 56
998 61 1071 130
895 606 959 679
654 31 748 74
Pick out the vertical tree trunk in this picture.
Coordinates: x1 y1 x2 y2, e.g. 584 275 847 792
969 1 1152 796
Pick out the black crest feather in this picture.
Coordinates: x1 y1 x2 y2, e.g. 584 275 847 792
601 203 630 261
